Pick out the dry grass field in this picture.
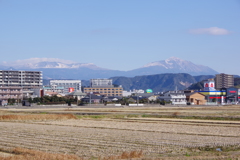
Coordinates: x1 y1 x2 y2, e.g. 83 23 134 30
0 105 240 159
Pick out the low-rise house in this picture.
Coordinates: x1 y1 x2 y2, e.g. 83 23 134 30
44 91 59 97
102 96 122 103
131 96 145 102
43 86 64 95
159 90 187 105
81 94 103 104
127 97 138 103
67 91 86 100
185 92 206 105
148 95 159 101
122 89 145 97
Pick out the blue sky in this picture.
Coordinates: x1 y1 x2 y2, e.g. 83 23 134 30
0 0 240 74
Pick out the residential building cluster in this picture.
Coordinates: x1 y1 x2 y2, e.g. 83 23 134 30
0 70 239 106
0 70 124 105
158 73 239 105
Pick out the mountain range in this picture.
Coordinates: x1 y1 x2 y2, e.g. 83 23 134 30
0 57 218 80
110 73 215 91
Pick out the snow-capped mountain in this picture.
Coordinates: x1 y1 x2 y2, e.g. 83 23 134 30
0 57 218 79
143 57 191 69
1 58 104 70
127 57 218 76
21 61 101 70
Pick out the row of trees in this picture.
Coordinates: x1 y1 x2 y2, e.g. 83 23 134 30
26 95 78 105
8 95 165 106
7 98 20 105
107 97 164 105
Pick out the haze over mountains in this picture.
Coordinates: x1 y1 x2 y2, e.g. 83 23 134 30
0 57 218 80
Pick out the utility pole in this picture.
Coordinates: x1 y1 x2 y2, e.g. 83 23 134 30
136 90 139 106
77 96 78 106
89 92 92 106
17 94 19 106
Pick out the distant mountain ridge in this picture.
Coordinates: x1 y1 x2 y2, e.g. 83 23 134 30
126 57 217 76
111 73 215 92
0 57 218 79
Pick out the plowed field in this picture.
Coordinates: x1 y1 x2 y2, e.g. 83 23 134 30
1 106 240 159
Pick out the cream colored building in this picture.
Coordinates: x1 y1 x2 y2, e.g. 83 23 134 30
185 92 206 105
84 87 123 96
0 86 23 105
84 78 123 96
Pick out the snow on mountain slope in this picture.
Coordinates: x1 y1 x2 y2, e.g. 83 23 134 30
1 58 104 70
140 57 217 74
0 57 218 79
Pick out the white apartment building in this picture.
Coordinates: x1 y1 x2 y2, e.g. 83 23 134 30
0 70 43 88
50 80 81 94
159 90 187 105
0 70 42 99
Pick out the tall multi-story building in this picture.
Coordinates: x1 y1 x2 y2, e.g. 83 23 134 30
0 70 43 89
84 79 122 96
49 80 81 94
215 73 234 90
0 70 42 101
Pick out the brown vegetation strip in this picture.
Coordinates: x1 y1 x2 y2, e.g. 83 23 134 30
126 118 240 125
0 148 143 160
0 148 83 160
0 114 77 121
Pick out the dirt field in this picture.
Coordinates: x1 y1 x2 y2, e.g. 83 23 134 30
1 105 240 159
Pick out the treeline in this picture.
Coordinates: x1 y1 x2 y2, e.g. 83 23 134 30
113 97 164 105
26 95 78 105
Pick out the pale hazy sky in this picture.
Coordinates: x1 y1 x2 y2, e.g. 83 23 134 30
0 1 240 74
